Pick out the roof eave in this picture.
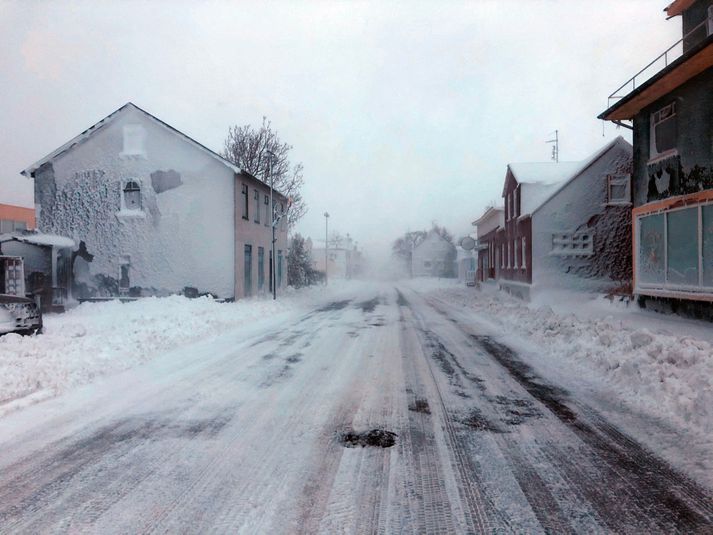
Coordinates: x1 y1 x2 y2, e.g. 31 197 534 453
599 36 713 121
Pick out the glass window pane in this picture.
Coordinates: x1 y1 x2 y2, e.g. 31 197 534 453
667 207 699 286
703 205 713 287
639 214 665 284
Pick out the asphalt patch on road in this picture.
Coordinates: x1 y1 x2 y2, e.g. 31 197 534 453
317 300 352 312
494 396 542 426
356 297 380 313
462 408 502 433
339 429 397 448
395 289 409 307
408 398 431 415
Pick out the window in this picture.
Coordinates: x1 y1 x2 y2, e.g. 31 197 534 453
637 203 713 291
277 250 283 287
608 175 631 205
650 102 677 158
513 188 519 218
264 195 270 226
552 232 593 256
521 237 527 268
500 244 504 268
258 247 265 291
506 193 511 220
123 181 142 210
244 244 252 297
667 207 698 285
639 213 665 284
507 240 511 268
0 220 13 233
241 184 249 220
121 124 146 156
254 190 260 223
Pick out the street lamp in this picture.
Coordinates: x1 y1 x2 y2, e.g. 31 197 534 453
324 212 329 285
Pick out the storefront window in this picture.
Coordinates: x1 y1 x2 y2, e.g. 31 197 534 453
703 205 713 287
667 207 699 286
639 213 665 284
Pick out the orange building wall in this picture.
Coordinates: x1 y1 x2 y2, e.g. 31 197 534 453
0 203 36 229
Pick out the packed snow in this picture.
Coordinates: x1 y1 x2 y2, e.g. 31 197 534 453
0 284 353 417
408 278 713 486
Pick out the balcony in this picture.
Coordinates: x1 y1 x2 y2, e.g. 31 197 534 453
600 18 713 122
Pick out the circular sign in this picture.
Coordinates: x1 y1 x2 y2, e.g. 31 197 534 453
460 237 476 250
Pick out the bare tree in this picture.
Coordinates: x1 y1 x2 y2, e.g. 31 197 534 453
222 117 307 227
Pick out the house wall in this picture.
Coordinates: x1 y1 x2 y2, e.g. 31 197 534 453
233 182 289 298
500 173 532 290
631 66 713 303
531 140 632 292
632 68 713 208
683 0 713 52
33 106 236 298
0 204 35 231
412 233 456 277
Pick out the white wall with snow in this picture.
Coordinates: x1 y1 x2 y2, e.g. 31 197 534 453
35 106 236 298
531 139 632 293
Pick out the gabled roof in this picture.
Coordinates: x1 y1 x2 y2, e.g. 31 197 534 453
503 136 630 217
0 231 75 249
20 103 285 198
471 205 503 227
529 136 630 217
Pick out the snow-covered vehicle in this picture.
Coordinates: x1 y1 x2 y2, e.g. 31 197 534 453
0 294 42 335
0 255 42 335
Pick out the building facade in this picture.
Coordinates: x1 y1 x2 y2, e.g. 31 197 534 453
0 203 35 233
495 137 633 299
473 206 504 282
21 103 288 301
412 231 456 278
600 0 713 313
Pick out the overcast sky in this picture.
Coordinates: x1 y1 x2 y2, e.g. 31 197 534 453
0 0 680 256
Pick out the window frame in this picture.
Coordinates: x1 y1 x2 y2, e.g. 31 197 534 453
254 189 260 224
551 231 594 256
121 180 143 212
607 174 631 205
649 101 677 161
241 184 249 220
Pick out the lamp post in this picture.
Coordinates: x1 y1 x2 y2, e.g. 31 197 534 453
324 212 329 285
266 150 277 300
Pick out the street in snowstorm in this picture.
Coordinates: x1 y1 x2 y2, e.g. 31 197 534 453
1 283 711 534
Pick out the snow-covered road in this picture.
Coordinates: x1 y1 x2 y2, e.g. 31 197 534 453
0 283 712 533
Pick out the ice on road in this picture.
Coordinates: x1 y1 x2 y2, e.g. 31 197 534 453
0 283 711 533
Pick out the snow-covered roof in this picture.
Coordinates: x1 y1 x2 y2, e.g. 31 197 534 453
508 136 630 217
20 103 287 198
472 205 504 227
0 231 75 249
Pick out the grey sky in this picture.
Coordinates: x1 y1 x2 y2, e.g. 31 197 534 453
0 1 679 255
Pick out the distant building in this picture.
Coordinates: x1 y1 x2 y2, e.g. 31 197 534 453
599 0 713 315
455 244 477 284
312 235 362 279
0 203 35 233
412 230 456 278
495 137 633 299
473 206 504 282
21 102 288 301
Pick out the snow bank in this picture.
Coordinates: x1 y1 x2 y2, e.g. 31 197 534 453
425 283 713 439
0 284 347 415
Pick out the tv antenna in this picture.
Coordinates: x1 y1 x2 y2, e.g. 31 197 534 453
546 130 559 163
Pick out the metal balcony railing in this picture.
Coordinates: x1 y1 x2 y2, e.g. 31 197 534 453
606 19 710 110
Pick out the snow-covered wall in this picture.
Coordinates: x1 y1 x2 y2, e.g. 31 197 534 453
531 138 632 292
33 106 236 298
412 232 456 277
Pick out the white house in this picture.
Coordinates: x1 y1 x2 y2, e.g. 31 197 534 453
412 230 456 278
21 103 288 301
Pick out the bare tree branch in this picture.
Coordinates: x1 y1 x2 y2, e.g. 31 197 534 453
222 117 307 228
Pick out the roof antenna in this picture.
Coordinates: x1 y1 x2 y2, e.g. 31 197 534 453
546 130 559 162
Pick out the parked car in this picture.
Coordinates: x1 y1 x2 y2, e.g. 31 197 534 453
0 254 43 335
0 294 42 335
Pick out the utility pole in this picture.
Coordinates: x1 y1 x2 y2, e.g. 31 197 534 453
546 130 559 163
267 150 277 300
324 212 329 285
